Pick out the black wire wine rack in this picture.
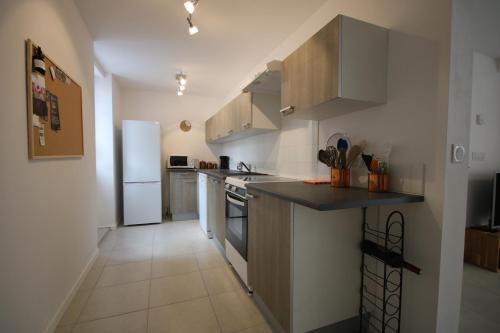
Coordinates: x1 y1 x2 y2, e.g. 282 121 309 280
358 209 421 333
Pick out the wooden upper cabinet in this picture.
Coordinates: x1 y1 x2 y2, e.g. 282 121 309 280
233 92 252 131
281 15 388 120
205 92 280 143
205 117 214 142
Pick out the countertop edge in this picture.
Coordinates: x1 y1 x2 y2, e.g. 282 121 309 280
247 182 424 211
196 169 227 179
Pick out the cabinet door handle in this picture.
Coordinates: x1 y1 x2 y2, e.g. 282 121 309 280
227 130 234 135
242 122 251 129
246 193 257 199
280 106 295 116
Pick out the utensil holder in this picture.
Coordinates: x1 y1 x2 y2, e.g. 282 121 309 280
331 168 350 188
368 174 389 192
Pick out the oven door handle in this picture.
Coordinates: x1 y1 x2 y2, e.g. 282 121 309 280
226 194 246 207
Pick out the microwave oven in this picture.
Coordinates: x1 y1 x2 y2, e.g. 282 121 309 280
167 155 195 168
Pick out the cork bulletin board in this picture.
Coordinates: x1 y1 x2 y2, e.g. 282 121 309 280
26 39 84 159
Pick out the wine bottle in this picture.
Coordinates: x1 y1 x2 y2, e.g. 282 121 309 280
361 240 421 275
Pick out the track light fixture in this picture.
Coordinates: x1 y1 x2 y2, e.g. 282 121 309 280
187 15 199 35
184 0 198 14
176 73 187 96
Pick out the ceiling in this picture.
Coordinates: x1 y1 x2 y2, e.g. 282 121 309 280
74 0 327 98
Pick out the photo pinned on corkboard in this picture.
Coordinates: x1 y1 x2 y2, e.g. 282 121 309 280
180 120 191 132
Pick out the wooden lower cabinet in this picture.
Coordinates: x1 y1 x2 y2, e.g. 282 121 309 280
248 191 291 332
169 171 198 221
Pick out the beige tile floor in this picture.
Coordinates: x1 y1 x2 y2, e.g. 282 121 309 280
459 263 500 333
56 220 272 333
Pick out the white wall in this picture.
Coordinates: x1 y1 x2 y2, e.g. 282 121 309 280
0 1 97 332
467 52 500 227
120 90 222 212
95 73 121 227
221 1 452 332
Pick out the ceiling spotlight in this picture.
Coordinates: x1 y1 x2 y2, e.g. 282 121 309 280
176 73 187 96
187 16 199 35
184 0 198 14
176 74 187 85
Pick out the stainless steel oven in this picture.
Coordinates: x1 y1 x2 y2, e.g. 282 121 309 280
224 174 292 288
225 190 248 260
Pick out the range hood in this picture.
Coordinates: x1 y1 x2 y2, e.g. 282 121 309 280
242 60 281 95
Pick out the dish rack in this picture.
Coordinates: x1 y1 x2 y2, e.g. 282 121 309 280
359 209 421 333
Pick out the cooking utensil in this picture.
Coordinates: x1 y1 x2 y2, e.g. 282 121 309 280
327 133 351 151
346 144 363 168
318 150 330 166
361 154 373 172
326 146 338 168
336 139 349 169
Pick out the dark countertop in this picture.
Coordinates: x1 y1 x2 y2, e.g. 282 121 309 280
197 169 266 179
167 168 197 172
246 182 424 211
196 169 232 179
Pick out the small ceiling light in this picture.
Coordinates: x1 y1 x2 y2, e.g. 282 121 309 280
176 74 187 85
176 73 188 96
184 0 198 14
187 16 199 35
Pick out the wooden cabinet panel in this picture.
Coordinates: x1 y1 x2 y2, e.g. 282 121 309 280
235 92 252 131
169 172 198 219
206 91 280 143
248 192 291 332
281 16 339 113
205 117 214 143
281 15 387 120
310 16 340 105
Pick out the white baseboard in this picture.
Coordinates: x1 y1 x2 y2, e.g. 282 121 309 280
43 248 99 333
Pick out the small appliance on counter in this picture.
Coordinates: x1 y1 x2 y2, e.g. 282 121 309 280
220 156 230 170
167 155 195 169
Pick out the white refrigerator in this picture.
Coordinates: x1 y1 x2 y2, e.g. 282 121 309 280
122 120 162 225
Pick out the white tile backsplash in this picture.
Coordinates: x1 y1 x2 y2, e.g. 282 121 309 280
221 116 425 193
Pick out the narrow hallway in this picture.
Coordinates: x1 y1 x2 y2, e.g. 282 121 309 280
55 221 271 333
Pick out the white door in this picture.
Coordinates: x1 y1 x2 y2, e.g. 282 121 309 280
124 182 162 225
197 173 208 235
123 120 161 182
